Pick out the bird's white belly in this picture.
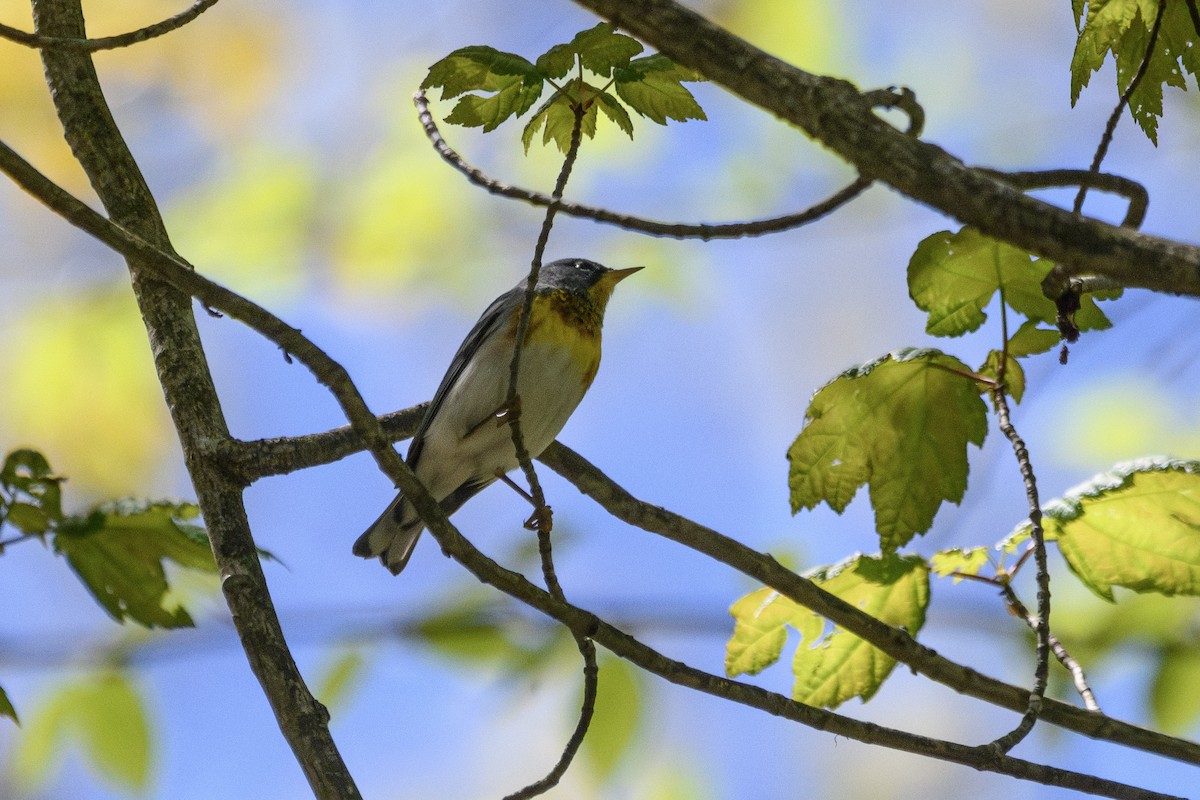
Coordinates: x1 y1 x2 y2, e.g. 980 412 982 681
414 337 593 501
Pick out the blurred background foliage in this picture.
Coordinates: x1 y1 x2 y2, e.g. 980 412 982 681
0 0 1198 799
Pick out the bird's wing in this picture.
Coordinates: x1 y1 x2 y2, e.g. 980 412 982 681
406 286 523 468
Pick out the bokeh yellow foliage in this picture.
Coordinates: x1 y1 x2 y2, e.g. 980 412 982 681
0 288 175 501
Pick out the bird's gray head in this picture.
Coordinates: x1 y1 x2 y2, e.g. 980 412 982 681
535 258 642 295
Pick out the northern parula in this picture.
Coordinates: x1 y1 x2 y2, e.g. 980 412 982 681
354 258 641 574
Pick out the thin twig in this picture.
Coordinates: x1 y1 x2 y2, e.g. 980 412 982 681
0 0 220 51
985 380 1051 754
1188 0 1200 38
502 93 600 800
1072 0 1167 216
982 168 1148 229
413 90 873 241
1001 585 1102 713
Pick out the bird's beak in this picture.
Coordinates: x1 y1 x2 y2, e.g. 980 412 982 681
607 266 644 284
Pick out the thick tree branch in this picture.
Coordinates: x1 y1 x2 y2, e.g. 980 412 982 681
571 0 1200 298
25 3 356 797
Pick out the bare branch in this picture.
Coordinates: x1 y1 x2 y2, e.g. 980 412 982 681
985 382 1051 754
414 91 873 240
1 0 219 51
1003 585 1102 713
571 0 1200 297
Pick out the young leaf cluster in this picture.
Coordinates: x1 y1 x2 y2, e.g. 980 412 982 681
420 23 706 153
1071 0 1200 143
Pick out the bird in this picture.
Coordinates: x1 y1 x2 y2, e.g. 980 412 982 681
354 258 641 574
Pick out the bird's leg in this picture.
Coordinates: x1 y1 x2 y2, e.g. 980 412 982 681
495 469 553 531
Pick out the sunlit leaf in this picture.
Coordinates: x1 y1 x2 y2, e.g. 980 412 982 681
54 499 216 628
614 54 707 125
727 555 929 708
930 547 992 583
1006 319 1062 358
1024 458 1200 600
520 83 602 153
908 227 1114 338
1071 0 1198 143
725 587 822 677
978 349 1026 404
787 349 988 552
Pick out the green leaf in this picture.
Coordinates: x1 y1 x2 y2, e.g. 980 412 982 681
725 587 822 677
978 349 1026 404
421 45 540 99
520 83 602 153
1070 0 1197 144
54 499 216 628
314 650 367 711
0 685 17 724
12 671 151 792
1 448 63 521
1031 458 1200 600
727 555 930 708
5 501 51 534
1152 645 1200 733
582 654 642 781
597 91 635 139
787 348 988 552
930 547 992 583
421 46 545 131
1006 319 1062 358
614 54 707 125
908 227 1113 338
565 22 645 77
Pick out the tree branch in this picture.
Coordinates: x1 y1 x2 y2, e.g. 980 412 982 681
414 90 872 240
22 3 356 794
3 0 219 50
571 0 1200 298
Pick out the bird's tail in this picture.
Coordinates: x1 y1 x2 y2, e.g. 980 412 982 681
353 494 423 575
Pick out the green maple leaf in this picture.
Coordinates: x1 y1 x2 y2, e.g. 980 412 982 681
1016 458 1200 601
1071 0 1198 144
536 22 645 78
726 554 929 708
908 227 1115 338
425 27 704 149
421 46 545 132
54 499 217 628
1 449 63 531
787 348 988 552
